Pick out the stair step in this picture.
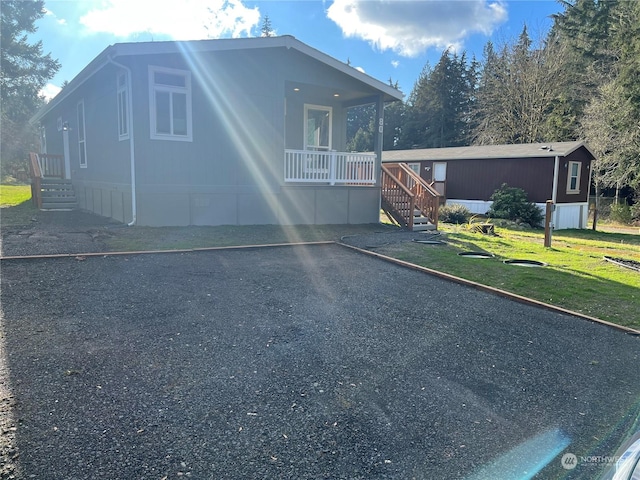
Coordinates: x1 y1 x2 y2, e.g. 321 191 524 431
42 190 76 198
36 178 77 211
40 195 77 202
40 183 73 190
412 223 437 231
42 203 77 210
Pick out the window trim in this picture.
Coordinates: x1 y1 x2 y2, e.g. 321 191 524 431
407 163 421 175
304 104 332 151
566 161 581 194
117 72 129 140
40 126 47 154
148 65 192 142
77 100 87 168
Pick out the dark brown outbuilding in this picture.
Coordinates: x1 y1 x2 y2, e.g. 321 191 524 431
383 141 595 229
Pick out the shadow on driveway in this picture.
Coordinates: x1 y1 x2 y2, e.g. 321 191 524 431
1 244 639 479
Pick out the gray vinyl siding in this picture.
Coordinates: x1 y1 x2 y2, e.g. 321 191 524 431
121 47 380 226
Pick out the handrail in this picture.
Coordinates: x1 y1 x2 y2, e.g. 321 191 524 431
396 162 440 197
29 152 43 209
381 164 414 197
37 153 65 178
381 162 440 229
381 164 416 229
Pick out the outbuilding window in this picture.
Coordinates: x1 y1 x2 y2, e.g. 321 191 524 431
566 161 581 194
149 66 192 141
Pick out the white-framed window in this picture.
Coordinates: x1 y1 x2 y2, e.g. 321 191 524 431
149 65 192 141
407 163 421 175
117 72 129 140
77 100 87 168
567 161 581 194
304 104 332 151
40 126 47 153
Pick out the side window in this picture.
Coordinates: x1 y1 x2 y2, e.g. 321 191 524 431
149 66 192 141
407 163 421 175
117 72 129 140
40 126 47 153
566 161 581 193
77 100 87 168
304 105 332 151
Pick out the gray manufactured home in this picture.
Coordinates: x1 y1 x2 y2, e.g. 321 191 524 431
31 36 402 226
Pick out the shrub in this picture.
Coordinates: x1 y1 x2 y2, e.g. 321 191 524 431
487 184 543 227
631 202 640 224
439 203 471 224
610 203 633 224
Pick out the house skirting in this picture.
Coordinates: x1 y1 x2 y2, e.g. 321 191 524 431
75 180 132 224
446 199 589 230
132 185 380 226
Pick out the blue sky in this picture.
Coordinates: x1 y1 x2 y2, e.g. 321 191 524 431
35 0 563 100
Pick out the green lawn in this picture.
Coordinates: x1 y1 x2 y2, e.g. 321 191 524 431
377 224 640 329
0 184 31 207
0 184 37 226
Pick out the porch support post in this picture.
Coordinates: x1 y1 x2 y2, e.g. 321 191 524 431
63 130 71 180
373 95 384 187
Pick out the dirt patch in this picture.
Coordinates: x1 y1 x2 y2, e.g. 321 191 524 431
1 210 123 257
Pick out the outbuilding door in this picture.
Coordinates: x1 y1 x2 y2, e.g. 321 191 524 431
432 162 446 197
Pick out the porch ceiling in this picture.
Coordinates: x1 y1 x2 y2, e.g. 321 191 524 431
286 81 393 106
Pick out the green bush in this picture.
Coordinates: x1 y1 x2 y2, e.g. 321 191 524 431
631 202 640 223
439 203 471 224
487 184 543 227
610 203 633 224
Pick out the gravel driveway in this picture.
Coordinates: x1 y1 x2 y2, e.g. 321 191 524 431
1 243 639 479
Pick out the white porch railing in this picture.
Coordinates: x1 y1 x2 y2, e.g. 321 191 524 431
284 149 376 185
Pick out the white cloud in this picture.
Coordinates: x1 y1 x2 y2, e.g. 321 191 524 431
80 0 260 40
391 59 399 68
40 83 62 102
327 0 508 57
43 7 67 26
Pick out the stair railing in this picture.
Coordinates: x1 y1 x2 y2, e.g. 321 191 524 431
381 162 440 229
29 153 66 209
29 152 43 209
381 165 416 229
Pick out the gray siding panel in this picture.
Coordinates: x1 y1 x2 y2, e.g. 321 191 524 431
38 46 384 226
316 188 349 224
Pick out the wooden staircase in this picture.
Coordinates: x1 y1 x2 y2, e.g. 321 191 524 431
29 152 78 211
40 178 77 210
381 163 441 231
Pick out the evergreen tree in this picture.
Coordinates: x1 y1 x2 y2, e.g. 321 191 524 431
383 100 407 150
402 49 476 148
346 104 375 152
1 0 60 176
260 14 274 37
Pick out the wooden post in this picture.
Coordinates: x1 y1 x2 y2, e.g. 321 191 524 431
544 200 554 248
